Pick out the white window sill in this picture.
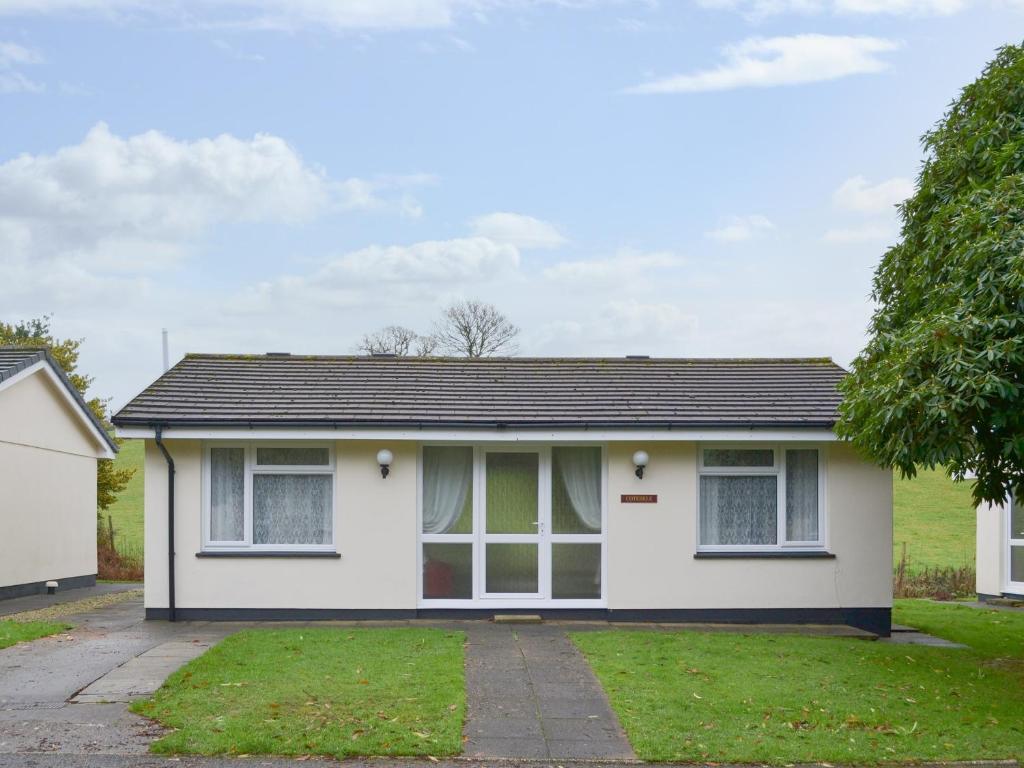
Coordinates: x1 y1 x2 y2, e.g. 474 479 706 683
196 551 341 559
694 551 834 559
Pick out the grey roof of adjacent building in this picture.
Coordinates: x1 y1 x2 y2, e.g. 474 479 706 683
112 354 847 429
0 346 119 453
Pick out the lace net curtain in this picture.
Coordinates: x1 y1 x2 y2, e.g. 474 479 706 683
210 447 244 541
785 449 818 541
700 475 778 545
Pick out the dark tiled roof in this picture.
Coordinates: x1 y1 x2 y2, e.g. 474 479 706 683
0 346 118 453
113 354 846 429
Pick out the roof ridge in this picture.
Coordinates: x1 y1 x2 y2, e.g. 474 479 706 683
179 353 840 365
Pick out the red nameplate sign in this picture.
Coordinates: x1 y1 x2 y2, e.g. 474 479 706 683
621 494 658 503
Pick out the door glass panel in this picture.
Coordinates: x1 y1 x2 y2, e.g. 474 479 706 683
422 446 473 534
486 543 538 593
1011 497 1024 539
486 453 538 533
423 543 472 599
552 543 601 599
552 447 602 534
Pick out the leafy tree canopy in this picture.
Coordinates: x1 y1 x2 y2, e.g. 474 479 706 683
837 43 1024 505
0 316 134 510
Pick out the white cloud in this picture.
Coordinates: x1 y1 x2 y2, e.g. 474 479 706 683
0 1 620 31
832 175 913 214
543 249 684 283
626 34 899 94
698 0 967 17
321 237 519 284
229 236 520 313
0 41 43 93
822 222 896 243
0 123 435 279
705 214 774 242
535 299 698 354
469 211 567 250
0 122 331 272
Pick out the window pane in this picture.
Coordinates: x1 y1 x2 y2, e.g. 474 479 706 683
786 449 819 542
703 448 774 468
423 543 472 599
256 446 329 466
552 543 601 599
210 447 245 541
486 543 538 593
422 446 473 534
1012 497 1024 540
253 474 332 545
486 453 538 534
700 475 777 545
552 447 602 534
1012 546 1024 583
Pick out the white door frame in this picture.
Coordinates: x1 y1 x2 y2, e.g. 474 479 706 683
417 442 607 609
1006 496 1024 595
478 445 549 600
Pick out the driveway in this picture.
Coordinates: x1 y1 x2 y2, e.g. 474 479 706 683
0 594 231 756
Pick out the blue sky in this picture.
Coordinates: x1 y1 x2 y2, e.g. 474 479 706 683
0 1 1019 407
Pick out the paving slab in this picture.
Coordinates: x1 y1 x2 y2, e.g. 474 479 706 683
71 635 226 703
880 631 969 648
461 623 636 761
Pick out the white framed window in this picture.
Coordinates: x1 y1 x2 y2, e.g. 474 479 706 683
697 444 825 551
203 442 335 552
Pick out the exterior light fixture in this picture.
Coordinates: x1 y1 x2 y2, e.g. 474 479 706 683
376 449 394 479
633 450 649 480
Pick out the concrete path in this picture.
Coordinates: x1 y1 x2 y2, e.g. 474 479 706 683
71 636 226 703
0 583 140 618
0 595 232 755
462 623 636 761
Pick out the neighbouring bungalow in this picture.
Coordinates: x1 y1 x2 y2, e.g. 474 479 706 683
0 347 118 599
977 495 1023 601
112 354 893 634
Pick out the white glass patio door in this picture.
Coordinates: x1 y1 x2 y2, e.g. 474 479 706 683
480 449 549 599
1008 496 1024 593
418 444 606 607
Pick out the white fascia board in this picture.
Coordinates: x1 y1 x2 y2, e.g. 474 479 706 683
1 361 116 459
116 426 838 443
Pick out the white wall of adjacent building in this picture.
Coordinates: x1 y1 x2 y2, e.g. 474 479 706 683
0 369 105 591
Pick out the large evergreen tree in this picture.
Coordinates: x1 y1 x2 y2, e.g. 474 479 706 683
837 43 1024 505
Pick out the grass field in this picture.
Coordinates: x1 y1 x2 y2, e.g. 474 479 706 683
103 438 144 555
102 441 976 572
893 468 975 570
573 601 1024 764
133 628 466 758
0 620 71 649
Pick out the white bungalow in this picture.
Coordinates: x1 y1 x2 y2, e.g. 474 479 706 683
113 354 894 634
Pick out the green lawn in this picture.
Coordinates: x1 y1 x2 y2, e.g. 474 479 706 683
0 619 71 649
894 599 1024 659
893 468 975 570
103 438 144 555
132 628 466 758
572 605 1024 764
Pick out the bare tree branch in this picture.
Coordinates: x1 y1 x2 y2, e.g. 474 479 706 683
356 325 419 356
432 299 519 357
